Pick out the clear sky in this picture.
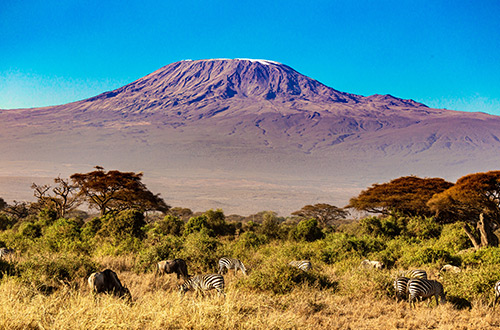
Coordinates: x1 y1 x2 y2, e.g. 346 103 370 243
1 0 500 115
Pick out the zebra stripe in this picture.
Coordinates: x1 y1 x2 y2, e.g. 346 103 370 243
218 257 247 276
401 269 427 279
494 280 500 307
179 274 225 297
408 278 446 308
289 260 312 272
0 248 15 259
393 277 410 302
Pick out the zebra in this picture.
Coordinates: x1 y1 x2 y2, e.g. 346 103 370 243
408 278 446 308
0 248 15 259
394 276 410 302
400 269 427 279
218 257 247 276
493 280 500 307
179 274 225 297
289 260 312 272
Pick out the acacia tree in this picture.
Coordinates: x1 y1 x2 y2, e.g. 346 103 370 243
31 177 80 219
428 171 500 248
346 176 453 217
292 203 348 228
70 167 170 216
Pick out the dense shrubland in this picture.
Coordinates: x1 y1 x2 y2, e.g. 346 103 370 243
1 169 500 328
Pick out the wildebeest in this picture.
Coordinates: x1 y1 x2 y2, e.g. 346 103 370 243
156 259 189 279
0 248 15 259
88 269 131 300
360 259 384 269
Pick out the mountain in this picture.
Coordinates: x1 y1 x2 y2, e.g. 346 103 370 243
1 59 500 215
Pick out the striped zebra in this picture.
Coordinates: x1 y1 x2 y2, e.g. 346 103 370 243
400 269 427 279
218 257 247 276
179 274 225 297
289 260 312 272
494 280 500 307
0 248 15 259
394 276 410 302
408 278 446 308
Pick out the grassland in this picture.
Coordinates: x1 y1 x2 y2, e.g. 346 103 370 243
2 210 500 329
1 260 500 330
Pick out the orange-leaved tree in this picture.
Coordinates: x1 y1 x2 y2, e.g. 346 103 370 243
292 203 348 228
428 170 500 248
346 176 453 217
70 167 169 216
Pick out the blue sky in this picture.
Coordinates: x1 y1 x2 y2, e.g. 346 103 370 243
1 0 499 115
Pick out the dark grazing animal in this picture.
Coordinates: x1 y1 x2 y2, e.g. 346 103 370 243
157 259 189 279
394 276 410 302
289 260 312 272
179 274 225 297
88 269 131 300
408 278 446 308
218 257 247 276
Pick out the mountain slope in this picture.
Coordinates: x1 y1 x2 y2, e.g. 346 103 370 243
0 59 499 214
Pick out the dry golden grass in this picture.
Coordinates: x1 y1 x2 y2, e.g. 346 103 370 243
1 268 500 330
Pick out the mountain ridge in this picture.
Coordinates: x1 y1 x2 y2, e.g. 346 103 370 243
0 58 499 215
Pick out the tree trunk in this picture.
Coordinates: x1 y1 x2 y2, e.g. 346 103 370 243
478 213 499 247
464 213 499 249
463 223 482 249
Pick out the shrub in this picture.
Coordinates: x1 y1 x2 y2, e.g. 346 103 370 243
435 222 472 252
179 231 221 272
289 218 324 242
16 253 97 291
99 209 146 241
135 235 184 273
360 216 402 238
398 246 458 267
320 233 385 265
236 231 269 249
405 216 442 239
42 218 84 252
257 212 281 239
152 215 185 236
240 263 336 295
183 215 213 236
443 265 500 302
19 222 42 239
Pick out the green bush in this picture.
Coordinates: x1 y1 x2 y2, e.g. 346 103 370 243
443 265 500 302
405 216 442 239
151 215 185 236
184 215 213 236
398 245 458 267
135 235 184 273
289 218 324 242
179 231 221 272
19 222 42 239
80 217 102 241
16 253 97 291
240 263 336 295
236 231 269 249
320 233 385 265
99 209 146 241
42 218 84 252
435 222 472 252
460 247 500 267
360 216 402 238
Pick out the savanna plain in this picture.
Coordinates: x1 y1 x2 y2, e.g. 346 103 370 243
2 171 500 329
